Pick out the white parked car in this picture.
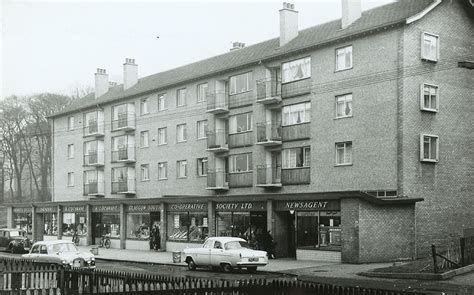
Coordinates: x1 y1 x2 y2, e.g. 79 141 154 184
183 237 268 273
22 240 96 269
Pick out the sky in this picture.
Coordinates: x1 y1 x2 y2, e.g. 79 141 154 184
1 0 394 99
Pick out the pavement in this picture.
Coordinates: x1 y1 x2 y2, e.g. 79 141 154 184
78 246 474 294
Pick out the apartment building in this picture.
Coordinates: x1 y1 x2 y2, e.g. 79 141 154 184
6 0 473 263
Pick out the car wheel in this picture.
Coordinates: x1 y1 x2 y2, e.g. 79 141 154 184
187 259 196 271
221 263 232 273
247 266 257 273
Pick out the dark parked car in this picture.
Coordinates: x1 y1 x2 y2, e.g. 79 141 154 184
0 228 32 253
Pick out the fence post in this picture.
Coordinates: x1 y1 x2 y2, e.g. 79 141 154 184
432 244 438 273
460 237 465 267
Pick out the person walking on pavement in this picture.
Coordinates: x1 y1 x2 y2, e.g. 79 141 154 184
151 223 161 251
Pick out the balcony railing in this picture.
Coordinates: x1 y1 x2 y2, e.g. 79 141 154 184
83 121 104 137
282 122 311 141
111 147 135 163
206 130 229 152
257 165 282 188
281 167 311 185
83 151 104 166
228 171 253 188
256 78 281 104
83 181 105 196
256 122 282 146
229 91 254 109
112 115 135 131
206 169 228 190
206 91 229 114
228 131 253 148
281 78 311 98
111 179 136 194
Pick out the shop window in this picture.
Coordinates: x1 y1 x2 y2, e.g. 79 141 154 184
126 213 151 240
296 211 341 250
44 213 58 236
13 213 32 234
62 213 87 237
167 212 208 243
215 212 267 248
99 214 121 238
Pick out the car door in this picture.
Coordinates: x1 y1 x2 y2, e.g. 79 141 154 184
195 239 212 266
25 244 40 259
210 240 225 266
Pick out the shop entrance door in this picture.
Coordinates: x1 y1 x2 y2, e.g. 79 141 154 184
287 212 296 258
91 213 102 245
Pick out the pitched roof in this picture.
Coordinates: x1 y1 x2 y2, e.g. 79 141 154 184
51 0 434 118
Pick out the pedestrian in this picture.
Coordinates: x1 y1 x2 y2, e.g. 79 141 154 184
262 230 276 259
151 223 161 251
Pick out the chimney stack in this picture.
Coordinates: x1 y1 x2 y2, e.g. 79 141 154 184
109 81 117 88
123 58 138 90
94 68 109 99
341 0 361 29
230 42 246 52
279 2 298 47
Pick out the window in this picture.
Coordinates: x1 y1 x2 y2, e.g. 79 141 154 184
336 94 353 118
229 153 252 173
112 104 127 121
422 33 439 62
140 131 149 147
229 72 252 95
336 46 352 71
158 94 167 111
197 120 208 139
176 88 187 107
67 172 74 186
140 98 149 115
229 112 252 133
282 57 311 83
176 124 187 142
67 144 74 159
282 102 311 126
420 134 439 162
141 164 149 181
336 142 352 165
126 213 150 240
157 127 167 145
197 83 208 103
167 211 208 242
84 111 99 134
158 162 168 179
197 158 208 176
421 84 438 112
112 167 127 182
68 116 74 130
282 147 310 168
112 135 128 150
177 160 187 178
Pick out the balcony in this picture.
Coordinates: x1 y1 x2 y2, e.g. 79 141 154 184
112 115 135 131
256 78 282 104
83 181 105 197
111 179 136 194
228 171 253 188
257 165 282 188
111 147 135 163
281 78 311 98
83 151 104 166
206 169 229 190
281 167 310 185
282 122 311 141
206 91 229 114
83 121 104 137
256 122 282 146
206 130 229 153
229 91 254 109
228 131 253 148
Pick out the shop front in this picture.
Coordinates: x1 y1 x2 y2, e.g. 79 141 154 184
91 205 121 248
36 206 59 242
125 204 161 251
62 205 87 246
12 207 32 238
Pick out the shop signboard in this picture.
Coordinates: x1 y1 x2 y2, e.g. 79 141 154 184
91 205 120 212
36 206 57 213
215 201 266 211
13 207 31 213
275 200 340 211
127 204 161 212
168 203 207 212
63 205 86 213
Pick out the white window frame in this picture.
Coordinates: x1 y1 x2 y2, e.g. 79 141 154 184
335 94 353 118
335 142 352 166
282 147 311 169
420 134 439 162
229 112 252 134
176 160 187 178
140 98 149 115
229 72 253 95
197 83 208 103
229 153 252 173
197 120 208 139
176 124 187 143
112 167 128 182
282 57 311 83
335 45 353 71
282 102 311 126
141 164 150 181
140 130 149 148
158 94 167 111
158 162 168 180
67 144 75 159
420 83 439 112
197 157 208 176
157 127 167 145
67 116 74 130
421 32 439 62
176 88 187 107
67 172 74 187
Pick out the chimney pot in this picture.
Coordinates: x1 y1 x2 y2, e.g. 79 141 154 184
279 2 298 47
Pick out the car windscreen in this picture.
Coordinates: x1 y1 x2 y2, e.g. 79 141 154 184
48 243 78 253
224 241 249 250
9 231 21 237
